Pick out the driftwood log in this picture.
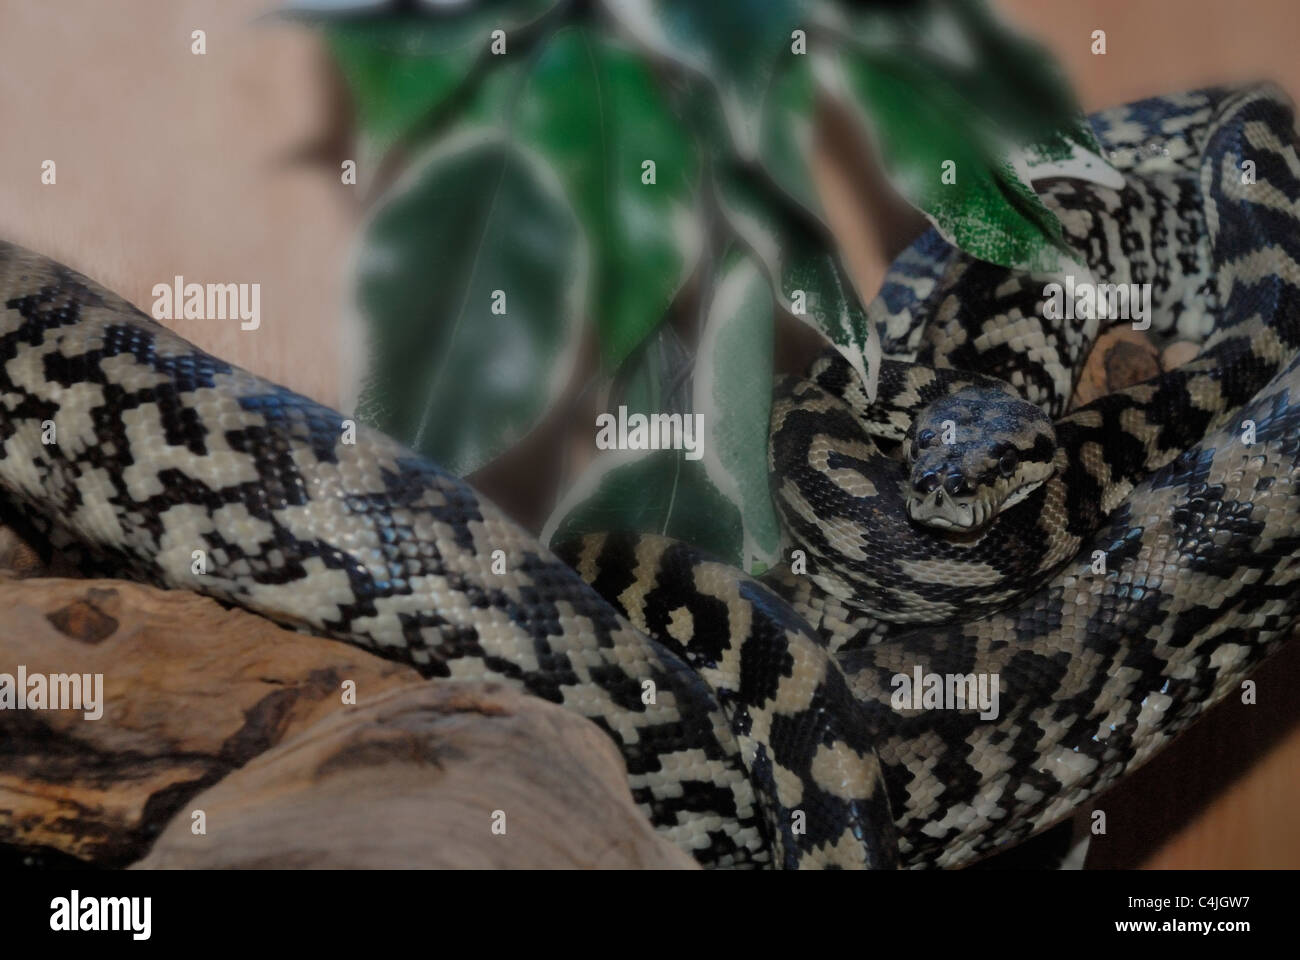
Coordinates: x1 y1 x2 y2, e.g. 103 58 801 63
0 576 692 869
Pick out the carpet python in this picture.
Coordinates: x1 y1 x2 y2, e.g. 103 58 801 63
1 85 1298 869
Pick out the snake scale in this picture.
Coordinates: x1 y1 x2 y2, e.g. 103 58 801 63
2 85 1299 869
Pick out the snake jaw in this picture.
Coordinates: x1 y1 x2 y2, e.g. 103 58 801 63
907 470 1053 532
907 486 984 531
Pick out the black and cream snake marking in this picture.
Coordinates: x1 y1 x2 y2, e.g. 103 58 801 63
2 85 1298 869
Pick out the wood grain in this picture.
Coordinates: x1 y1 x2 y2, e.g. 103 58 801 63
0 575 692 869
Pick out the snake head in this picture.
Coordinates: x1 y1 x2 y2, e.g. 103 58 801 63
904 387 1057 532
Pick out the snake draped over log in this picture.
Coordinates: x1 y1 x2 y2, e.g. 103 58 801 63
1 85 1299 869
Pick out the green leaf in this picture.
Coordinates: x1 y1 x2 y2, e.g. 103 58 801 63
353 132 586 476
835 49 1067 271
822 0 1101 159
694 252 779 571
323 1 559 154
719 170 880 402
933 0 1104 161
541 250 780 574
513 27 701 368
612 323 691 418
757 48 823 219
819 0 1115 270
601 0 808 157
542 450 744 568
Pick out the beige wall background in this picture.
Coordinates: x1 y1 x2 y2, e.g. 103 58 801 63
0 1 352 405
1 0 1298 868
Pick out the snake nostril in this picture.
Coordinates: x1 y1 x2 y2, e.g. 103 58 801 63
944 473 971 497
915 471 941 494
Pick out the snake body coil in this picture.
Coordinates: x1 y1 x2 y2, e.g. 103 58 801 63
2 85 1298 869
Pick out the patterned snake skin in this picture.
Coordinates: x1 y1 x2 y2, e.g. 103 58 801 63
772 86 1289 625
1 85 1298 869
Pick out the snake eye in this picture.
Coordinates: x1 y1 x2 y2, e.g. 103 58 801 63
998 449 1019 478
917 429 935 449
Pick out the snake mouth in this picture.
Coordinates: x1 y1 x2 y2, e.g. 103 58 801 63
906 487 987 531
906 477 1048 532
